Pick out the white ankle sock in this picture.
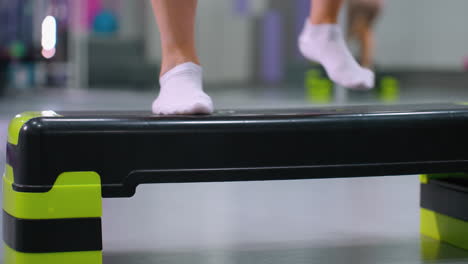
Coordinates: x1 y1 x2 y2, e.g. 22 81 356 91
299 21 375 90
152 62 214 115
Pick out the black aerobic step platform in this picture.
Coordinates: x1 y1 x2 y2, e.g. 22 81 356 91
420 174 468 255
4 103 468 264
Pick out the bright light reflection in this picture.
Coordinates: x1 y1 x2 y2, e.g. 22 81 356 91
41 16 57 59
41 48 56 59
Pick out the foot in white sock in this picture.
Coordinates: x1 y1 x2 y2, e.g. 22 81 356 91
299 21 374 90
152 62 214 115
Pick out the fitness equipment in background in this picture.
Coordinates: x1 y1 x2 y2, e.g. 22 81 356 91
0 0 73 91
90 0 121 35
304 64 401 104
92 10 118 35
377 75 400 103
304 64 333 104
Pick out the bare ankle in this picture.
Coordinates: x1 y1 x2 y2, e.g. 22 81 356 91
160 59 200 77
160 47 200 76
309 16 338 25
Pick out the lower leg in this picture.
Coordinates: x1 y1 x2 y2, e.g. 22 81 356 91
310 0 343 24
151 0 213 115
359 29 375 68
298 0 374 89
151 0 200 76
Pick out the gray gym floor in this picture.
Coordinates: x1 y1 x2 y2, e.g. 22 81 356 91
1 81 468 263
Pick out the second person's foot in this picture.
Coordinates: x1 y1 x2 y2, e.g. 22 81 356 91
299 20 374 90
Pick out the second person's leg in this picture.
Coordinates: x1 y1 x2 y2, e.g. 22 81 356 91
299 0 374 89
356 24 375 68
151 0 213 115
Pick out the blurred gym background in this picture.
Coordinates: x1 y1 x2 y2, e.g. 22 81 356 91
2 0 468 263
2 0 468 95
